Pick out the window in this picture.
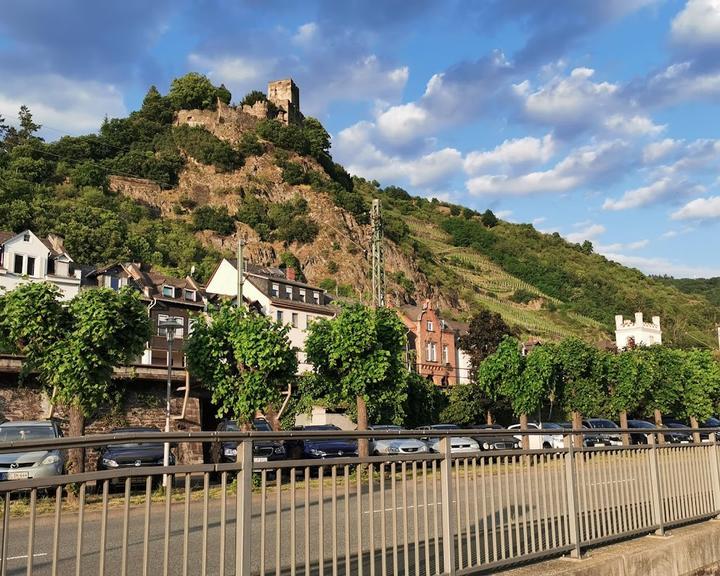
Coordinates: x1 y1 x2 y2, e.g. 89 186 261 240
276 310 283 323
291 313 299 328
313 291 320 304
109 277 121 290
271 283 280 298
162 285 175 298
426 320 434 332
285 285 293 299
426 342 437 362
13 254 23 274
184 289 196 301
157 314 184 339
299 289 306 302
443 345 449 364
26 257 35 277
22 233 30 242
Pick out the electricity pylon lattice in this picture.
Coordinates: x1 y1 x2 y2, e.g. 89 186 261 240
371 198 385 308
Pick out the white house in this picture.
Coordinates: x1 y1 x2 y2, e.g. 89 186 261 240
0 230 81 300
614 312 662 349
205 259 336 372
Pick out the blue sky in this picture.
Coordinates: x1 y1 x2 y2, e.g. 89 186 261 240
1 0 719 278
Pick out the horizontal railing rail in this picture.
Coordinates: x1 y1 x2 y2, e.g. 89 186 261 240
0 428 719 575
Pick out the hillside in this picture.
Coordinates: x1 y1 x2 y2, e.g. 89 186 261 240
0 73 718 348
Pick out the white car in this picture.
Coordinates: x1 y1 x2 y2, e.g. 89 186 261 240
417 425 480 454
369 425 429 455
508 422 565 450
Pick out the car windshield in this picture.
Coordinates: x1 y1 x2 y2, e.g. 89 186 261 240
253 419 272 431
109 428 161 448
0 425 55 442
543 423 563 430
666 423 686 429
705 418 720 427
370 425 402 431
303 425 340 431
589 420 618 428
629 421 655 428
431 425 459 430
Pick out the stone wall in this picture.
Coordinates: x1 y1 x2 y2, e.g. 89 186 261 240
0 374 204 466
175 101 260 144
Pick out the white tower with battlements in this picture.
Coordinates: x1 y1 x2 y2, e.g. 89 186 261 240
614 312 662 350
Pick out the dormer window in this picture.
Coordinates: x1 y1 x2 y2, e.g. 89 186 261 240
271 283 279 298
162 285 175 298
285 285 292 299
299 289 306 302
184 289 196 301
23 233 30 242
313 291 320 304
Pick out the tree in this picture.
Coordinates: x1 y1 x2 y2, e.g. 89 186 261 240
241 90 268 107
186 304 297 425
404 372 447 428
216 84 232 106
139 85 174 125
458 308 515 376
677 349 720 440
305 304 409 454
0 283 150 473
168 73 219 111
440 381 490 427
2 105 43 150
607 349 654 442
481 209 498 227
303 117 331 160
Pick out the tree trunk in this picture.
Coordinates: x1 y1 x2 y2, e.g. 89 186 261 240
619 410 629 446
264 405 281 431
67 405 85 475
485 410 494 425
357 395 369 458
654 409 664 445
690 416 700 444
519 413 529 450
572 410 583 449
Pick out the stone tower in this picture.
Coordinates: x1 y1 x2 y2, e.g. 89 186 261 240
267 79 303 125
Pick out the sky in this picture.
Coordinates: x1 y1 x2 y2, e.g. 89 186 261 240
1 0 719 278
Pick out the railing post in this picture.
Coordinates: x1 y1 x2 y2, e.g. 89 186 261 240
439 437 456 576
236 439 253 576
709 433 720 518
564 441 582 558
648 434 665 536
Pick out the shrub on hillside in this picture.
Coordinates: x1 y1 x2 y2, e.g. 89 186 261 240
172 125 243 172
192 206 235 235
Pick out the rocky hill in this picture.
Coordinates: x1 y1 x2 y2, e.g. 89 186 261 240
1 73 718 348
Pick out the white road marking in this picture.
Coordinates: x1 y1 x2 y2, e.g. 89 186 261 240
5 552 48 561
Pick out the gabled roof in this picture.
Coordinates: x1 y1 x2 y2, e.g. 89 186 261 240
0 231 14 244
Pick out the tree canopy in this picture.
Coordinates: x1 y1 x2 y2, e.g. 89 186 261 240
458 308 515 374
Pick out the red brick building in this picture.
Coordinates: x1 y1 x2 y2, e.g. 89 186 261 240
397 300 471 386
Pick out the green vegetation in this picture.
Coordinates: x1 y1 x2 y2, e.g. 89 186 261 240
192 206 235 235
168 72 231 110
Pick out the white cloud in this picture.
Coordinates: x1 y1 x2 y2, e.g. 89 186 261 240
292 22 318 46
566 223 606 243
466 140 631 196
334 120 462 188
596 239 649 252
376 102 430 145
463 134 555 174
532 217 547 225
602 177 705 211
188 53 274 91
671 0 720 49
643 138 681 163
603 114 665 136
496 210 514 219
671 196 720 220
602 252 720 278
642 61 720 105
0 74 126 135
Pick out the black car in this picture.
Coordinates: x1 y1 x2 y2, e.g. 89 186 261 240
625 419 657 445
471 424 520 451
97 427 174 482
661 420 693 444
211 418 286 464
582 419 623 447
559 422 604 448
285 425 358 460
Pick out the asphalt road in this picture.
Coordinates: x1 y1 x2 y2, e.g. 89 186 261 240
0 452 709 575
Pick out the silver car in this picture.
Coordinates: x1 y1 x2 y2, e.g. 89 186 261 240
417 424 480 454
0 421 64 481
369 425 429 455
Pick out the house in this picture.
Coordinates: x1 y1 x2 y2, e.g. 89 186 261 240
397 300 472 386
86 263 206 366
0 230 81 300
205 259 335 372
614 312 662 350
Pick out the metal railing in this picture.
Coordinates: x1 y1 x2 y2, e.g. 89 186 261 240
1 427 719 575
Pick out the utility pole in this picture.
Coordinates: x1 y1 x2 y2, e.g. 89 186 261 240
371 198 385 308
236 237 245 308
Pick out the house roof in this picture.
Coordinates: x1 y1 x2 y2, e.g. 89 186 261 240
397 303 468 334
0 231 14 244
218 259 327 292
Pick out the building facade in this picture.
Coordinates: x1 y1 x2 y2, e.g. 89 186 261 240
397 300 472 386
0 230 81 300
614 312 662 349
86 263 206 366
205 259 335 372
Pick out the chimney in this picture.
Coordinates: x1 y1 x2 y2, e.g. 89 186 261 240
285 267 296 281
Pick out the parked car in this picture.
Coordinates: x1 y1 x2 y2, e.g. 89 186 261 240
285 425 358 460
416 425 480 454
559 422 604 448
625 419 657 445
0 420 64 481
507 422 564 449
210 418 286 464
97 427 174 481
369 425 429 456
700 418 720 441
582 419 623 447
472 424 520 451
661 420 693 444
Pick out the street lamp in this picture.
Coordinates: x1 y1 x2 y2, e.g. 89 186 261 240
159 318 184 486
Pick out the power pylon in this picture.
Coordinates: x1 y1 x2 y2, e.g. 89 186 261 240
371 198 385 308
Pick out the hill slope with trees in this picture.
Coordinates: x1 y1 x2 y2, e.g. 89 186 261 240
1 73 718 348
